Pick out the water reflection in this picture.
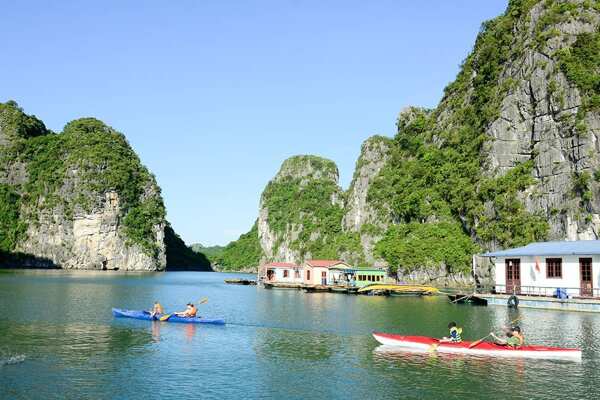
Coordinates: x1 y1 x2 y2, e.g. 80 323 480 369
2 270 600 399
0 320 154 364
254 328 341 361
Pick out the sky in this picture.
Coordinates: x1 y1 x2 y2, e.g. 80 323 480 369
1 0 508 246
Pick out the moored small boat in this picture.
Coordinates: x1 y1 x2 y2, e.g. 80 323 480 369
372 332 581 361
447 294 488 306
225 278 257 285
112 308 225 325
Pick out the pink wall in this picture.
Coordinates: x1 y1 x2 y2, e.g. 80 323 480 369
303 266 328 285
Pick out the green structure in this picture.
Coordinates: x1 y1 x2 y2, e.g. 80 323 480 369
353 268 387 288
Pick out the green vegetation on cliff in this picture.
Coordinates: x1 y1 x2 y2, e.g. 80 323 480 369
376 221 477 275
164 225 211 271
0 101 189 265
0 184 26 252
261 155 351 260
559 30 600 111
212 222 262 270
17 115 166 257
367 1 553 274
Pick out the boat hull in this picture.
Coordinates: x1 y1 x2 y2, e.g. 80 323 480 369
112 308 225 325
372 332 581 361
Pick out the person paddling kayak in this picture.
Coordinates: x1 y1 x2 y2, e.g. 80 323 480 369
439 321 463 343
174 303 197 318
490 326 524 347
150 301 164 319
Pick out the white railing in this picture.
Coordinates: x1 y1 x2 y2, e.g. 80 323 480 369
491 284 600 298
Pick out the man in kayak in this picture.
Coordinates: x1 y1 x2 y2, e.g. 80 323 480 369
490 326 524 347
439 321 462 343
150 301 164 319
174 303 197 318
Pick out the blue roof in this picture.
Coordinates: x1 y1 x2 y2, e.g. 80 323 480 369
482 240 600 257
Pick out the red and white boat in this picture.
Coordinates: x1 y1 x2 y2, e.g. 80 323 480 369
372 332 582 361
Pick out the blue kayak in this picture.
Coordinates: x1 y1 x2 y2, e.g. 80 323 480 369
112 308 225 325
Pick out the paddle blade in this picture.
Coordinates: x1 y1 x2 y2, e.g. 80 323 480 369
159 314 172 321
468 339 483 349
199 297 208 304
428 343 439 352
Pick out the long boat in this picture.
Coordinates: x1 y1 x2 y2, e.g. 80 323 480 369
112 308 225 325
372 332 581 361
358 284 439 296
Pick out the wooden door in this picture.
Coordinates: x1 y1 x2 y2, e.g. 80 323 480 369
321 271 327 285
505 259 521 294
580 258 593 297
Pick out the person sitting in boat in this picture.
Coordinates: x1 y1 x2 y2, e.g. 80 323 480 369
150 301 164 318
175 303 197 318
439 321 462 343
490 326 524 347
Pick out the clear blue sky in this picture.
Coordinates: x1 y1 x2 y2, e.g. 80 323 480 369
1 0 507 246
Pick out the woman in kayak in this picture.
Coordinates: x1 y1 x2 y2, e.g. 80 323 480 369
439 321 462 343
150 301 164 318
490 326 524 347
175 303 197 318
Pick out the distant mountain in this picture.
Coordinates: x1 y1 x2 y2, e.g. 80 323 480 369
191 243 224 259
165 226 211 271
191 224 262 272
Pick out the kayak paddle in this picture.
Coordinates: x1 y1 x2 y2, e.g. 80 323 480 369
469 316 522 348
159 313 173 321
428 343 439 352
469 333 492 348
159 298 208 321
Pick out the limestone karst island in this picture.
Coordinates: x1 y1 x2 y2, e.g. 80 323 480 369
1 1 600 398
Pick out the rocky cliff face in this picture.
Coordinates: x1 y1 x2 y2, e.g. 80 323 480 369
478 0 600 242
342 135 393 266
223 0 600 284
258 155 345 263
0 101 167 270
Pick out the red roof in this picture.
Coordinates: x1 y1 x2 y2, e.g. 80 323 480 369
306 260 348 268
263 262 299 268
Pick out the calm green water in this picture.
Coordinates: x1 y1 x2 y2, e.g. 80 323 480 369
1 270 599 399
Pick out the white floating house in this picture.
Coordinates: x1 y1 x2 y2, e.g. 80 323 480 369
263 262 303 284
483 240 600 298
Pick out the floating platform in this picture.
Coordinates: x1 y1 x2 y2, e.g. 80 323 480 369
303 285 330 293
358 284 439 296
263 282 304 290
479 293 600 313
224 279 257 285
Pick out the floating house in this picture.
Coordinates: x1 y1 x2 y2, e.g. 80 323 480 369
482 240 600 298
263 262 303 284
303 260 353 286
353 268 387 288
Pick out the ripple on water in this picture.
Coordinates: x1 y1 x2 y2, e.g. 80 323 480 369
0 352 26 366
